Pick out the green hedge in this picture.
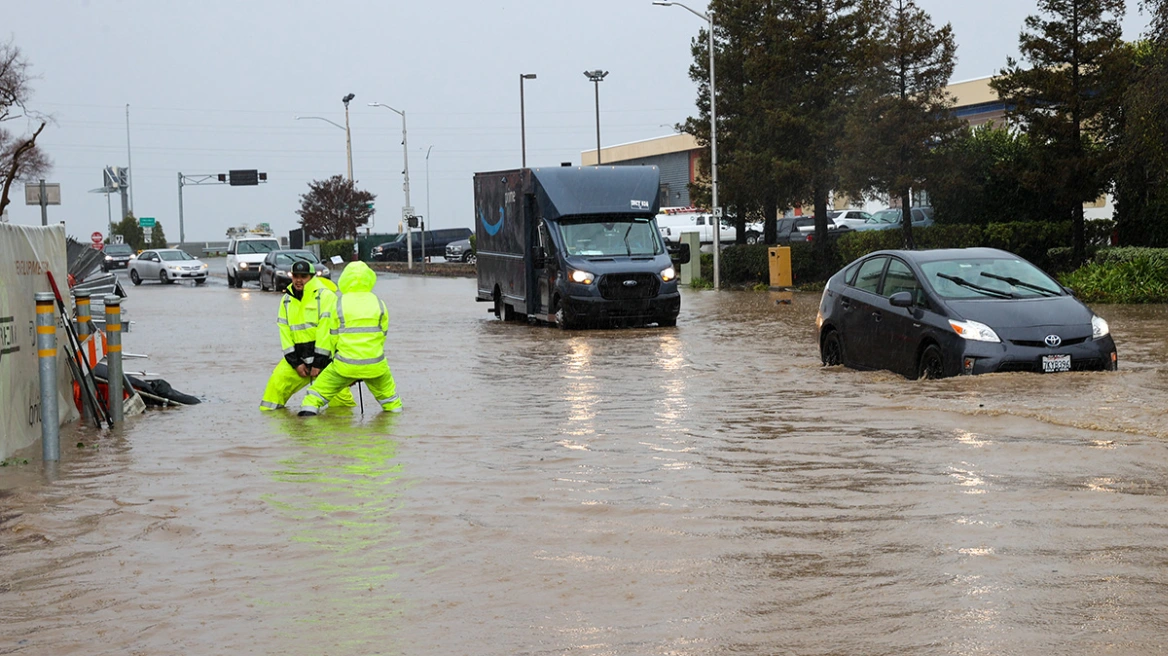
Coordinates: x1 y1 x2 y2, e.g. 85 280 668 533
307 239 355 261
1059 254 1168 303
706 220 1117 288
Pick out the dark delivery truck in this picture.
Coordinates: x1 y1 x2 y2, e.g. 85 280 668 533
474 165 689 329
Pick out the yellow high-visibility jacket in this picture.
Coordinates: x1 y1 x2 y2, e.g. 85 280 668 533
313 262 388 376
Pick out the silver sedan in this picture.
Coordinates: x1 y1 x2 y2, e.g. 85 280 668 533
129 248 209 285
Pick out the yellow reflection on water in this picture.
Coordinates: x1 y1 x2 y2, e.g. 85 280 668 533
259 412 408 646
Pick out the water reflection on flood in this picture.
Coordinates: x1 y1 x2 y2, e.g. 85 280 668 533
2 275 1168 655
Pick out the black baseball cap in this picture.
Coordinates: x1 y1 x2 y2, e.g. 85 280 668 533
291 260 315 276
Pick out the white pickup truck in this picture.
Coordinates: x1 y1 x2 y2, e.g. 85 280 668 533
656 211 762 245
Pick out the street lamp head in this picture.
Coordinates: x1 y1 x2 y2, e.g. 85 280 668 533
584 70 609 82
342 93 355 106
521 73 537 80
652 1 673 5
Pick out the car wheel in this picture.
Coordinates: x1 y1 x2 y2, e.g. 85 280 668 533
917 344 946 380
657 315 677 328
745 231 761 245
129 269 142 286
160 271 172 285
821 330 843 366
195 278 206 285
227 271 236 288
260 275 269 292
465 253 477 265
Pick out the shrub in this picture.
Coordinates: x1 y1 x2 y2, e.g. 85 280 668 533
1059 255 1168 303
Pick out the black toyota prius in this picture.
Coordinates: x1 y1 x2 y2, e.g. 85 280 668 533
817 247 1118 379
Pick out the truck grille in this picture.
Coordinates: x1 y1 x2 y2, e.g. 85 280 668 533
598 273 660 300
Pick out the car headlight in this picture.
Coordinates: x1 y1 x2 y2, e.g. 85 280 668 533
1092 314 1110 338
660 266 676 282
948 319 1001 342
240 262 249 269
200 263 208 270
167 264 182 271
568 269 594 285
318 267 329 277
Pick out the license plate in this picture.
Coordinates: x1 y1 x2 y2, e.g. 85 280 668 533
1042 354 1071 373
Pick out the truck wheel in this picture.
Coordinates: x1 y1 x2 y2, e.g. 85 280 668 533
746 231 762 245
227 271 236 288
493 290 514 321
554 300 577 330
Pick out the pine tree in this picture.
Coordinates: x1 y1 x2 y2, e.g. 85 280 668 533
840 0 961 249
991 0 1127 262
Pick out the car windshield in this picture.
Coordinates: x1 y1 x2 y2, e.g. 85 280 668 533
921 257 1063 300
275 252 319 266
159 250 194 261
104 244 133 255
558 218 664 257
237 240 279 254
869 210 900 224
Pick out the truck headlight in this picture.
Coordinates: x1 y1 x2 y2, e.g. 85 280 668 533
240 262 249 270
569 269 594 285
660 266 676 282
948 319 1001 343
1092 314 1110 338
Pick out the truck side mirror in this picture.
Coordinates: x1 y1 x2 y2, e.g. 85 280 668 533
668 242 691 265
533 247 548 268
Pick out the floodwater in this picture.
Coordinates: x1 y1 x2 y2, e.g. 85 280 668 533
3 269 1168 655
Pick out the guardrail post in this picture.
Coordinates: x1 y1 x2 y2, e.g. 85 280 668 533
35 292 60 461
104 295 124 423
74 290 92 422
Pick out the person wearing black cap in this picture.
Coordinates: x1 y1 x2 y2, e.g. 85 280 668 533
259 259 356 411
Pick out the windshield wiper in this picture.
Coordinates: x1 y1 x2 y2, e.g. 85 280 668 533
979 272 1059 297
622 223 634 256
936 273 1014 299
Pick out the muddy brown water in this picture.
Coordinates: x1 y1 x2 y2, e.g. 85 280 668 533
3 272 1168 655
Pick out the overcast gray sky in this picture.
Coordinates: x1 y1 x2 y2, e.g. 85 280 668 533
5 0 1152 242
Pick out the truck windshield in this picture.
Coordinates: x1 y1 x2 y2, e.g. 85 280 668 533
557 218 663 257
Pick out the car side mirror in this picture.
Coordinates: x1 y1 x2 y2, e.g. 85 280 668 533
668 242 691 265
888 291 914 307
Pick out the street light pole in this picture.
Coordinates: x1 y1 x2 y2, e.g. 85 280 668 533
583 70 608 165
653 0 720 290
341 93 355 182
425 145 433 227
295 114 353 182
369 102 414 269
520 73 537 167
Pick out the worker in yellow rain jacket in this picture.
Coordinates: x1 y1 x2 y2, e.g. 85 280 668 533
298 261 402 416
259 260 356 411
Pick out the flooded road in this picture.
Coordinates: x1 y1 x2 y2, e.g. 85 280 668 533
3 270 1168 655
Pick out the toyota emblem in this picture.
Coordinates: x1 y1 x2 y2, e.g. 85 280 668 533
1045 334 1062 348
623 279 638 287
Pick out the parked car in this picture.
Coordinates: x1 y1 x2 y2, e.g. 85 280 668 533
773 216 847 243
817 247 1118 379
129 249 209 285
225 236 281 287
444 238 475 263
827 209 874 229
371 228 472 262
100 243 136 271
258 249 331 291
851 207 935 232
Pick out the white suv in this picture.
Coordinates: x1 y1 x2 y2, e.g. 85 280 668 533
226 237 280 288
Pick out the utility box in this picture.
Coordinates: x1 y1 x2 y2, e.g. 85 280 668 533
768 246 792 289
679 231 700 285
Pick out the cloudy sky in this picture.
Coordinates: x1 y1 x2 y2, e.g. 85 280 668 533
5 0 1153 242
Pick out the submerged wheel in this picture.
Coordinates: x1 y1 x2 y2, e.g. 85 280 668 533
821 330 843 366
657 315 678 328
227 271 236 288
917 344 945 380
554 298 578 330
195 278 206 285
493 290 514 321
130 269 142 286
160 271 172 285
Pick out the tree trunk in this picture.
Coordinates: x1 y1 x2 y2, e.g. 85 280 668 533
900 189 915 250
813 186 832 278
764 197 777 244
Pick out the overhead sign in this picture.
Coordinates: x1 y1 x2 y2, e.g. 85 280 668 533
139 216 156 227
25 183 62 206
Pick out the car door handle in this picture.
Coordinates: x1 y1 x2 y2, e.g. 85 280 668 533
871 311 882 322
840 299 852 309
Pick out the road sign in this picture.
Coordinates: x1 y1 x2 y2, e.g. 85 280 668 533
139 216 156 227
143 227 153 242
25 183 62 205
112 234 124 244
402 206 415 219
91 231 103 244
714 207 723 218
